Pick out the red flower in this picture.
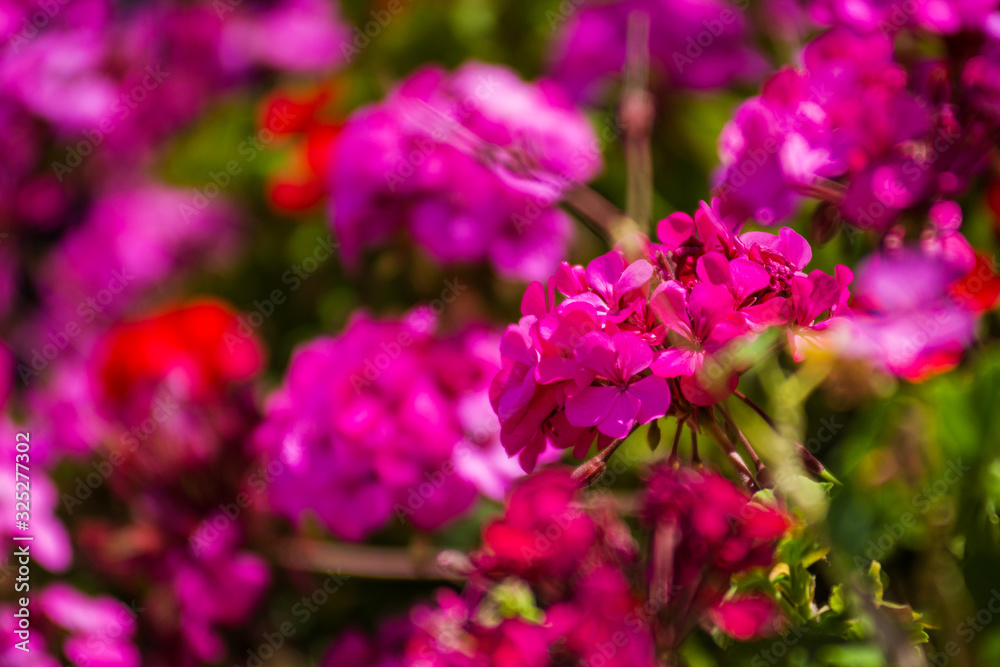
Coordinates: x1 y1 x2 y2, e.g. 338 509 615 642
641 464 789 647
259 85 343 212
474 467 597 582
96 300 262 415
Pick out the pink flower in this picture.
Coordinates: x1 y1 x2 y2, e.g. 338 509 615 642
39 583 141 667
650 282 748 405
565 331 671 438
258 310 522 540
170 518 270 663
493 200 853 469
785 267 853 361
323 617 411 667
850 248 976 380
328 62 601 280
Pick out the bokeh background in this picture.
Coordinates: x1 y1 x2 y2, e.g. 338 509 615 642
3 0 1000 666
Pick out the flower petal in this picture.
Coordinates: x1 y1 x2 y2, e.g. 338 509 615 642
628 375 671 424
564 384 619 428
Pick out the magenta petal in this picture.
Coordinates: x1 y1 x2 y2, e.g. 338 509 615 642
741 297 789 329
499 324 537 366
657 212 695 246
650 348 700 378
564 384 619 428
708 596 779 640
535 357 581 384
616 259 653 296
597 389 641 439
929 200 962 231
680 371 738 406
695 252 732 288
688 282 736 333
629 376 671 424
729 258 770 301
650 281 693 338
778 227 812 270
520 280 547 318
585 250 626 301
576 331 618 379
497 370 538 420
611 331 654 378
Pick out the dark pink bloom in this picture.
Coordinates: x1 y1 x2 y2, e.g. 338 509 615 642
474 467 597 582
809 0 997 34
409 468 648 666
322 617 411 667
170 518 270 663
641 464 789 648
407 589 552 667
546 565 657 666
708 594 785 640
714 27 989 231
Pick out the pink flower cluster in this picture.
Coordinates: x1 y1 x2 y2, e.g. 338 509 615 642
1 583 142 667
396 464 788 664
548 0 767 102
256 309 529 541
491 199 852 470
716 26 999 231
328 62 602 280
808 0 996 34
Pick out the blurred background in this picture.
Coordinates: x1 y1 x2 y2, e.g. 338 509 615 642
2 0 1000 665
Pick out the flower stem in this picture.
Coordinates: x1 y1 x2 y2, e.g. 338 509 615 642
667 416 686 467
690 425 700 467
573 438 625 487
718 403 774 488
699 414 759 493
622 10 654 232
733 390 839 484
